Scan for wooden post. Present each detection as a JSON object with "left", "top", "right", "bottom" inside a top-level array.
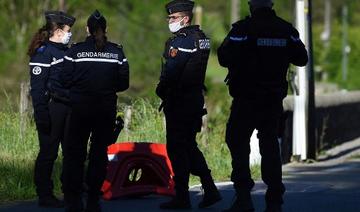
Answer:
[
  {"left": 59, "top": 0, "right": 66, "bottom": 11},
  {"left": 200, "top": 102, "right": 209, "bottom": 146},
  {"left": 124, "top": 105, "right": 132, "bottom": 138},
  {"left": 201, "top": 103, "right": 208, "bottom": 134},
  {"left": 195, "top": 6, "right": 203, "bottom": 27},
  {"left": 19, "top": 82, "right": 30, "bottom": 141},
  {"left": 231, "top": 0, "right": 240, "bottom": 25}
]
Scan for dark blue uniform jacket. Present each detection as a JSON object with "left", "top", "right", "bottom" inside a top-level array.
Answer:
[
  {"left": 62, "top": 36, "right": 129, "bottom": 103},
  {"left": 156, "top": 25, "right": 210, "bottom": 117},
  {"left": 156, "top": 25, "right": 210, "bottom": 102},
  {"left": 29, "top": 41, "right": 69, "bottom": 125},
  {"left": 218, "top": 8, "right": 308, "bottom": 99}
]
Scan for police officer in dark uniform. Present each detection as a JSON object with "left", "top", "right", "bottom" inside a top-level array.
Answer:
[
  {"left": 218, "top": 0, "right": 308, "bottom": 211},
  {"left": 61, "top": 10, "right": 129, "bottom": 212},
  {"left": 156, "top": 0, "right": 221, "bottom": 209},
  {"left": 28, "top": 11, "right": 75, "bottom": 208}
]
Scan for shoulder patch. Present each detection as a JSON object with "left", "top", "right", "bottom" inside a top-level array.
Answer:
[
  {"left": 232, "top": 17, "right": 251, "bottom": 28},
  {"left": 199, "top": 39, "right": 210, "bottom": 50},
  {"left": 169, "top": 48, "right": 178, "bottom": 58},
  {"left": 36, "top": 45, "right": 47, "bottom": 53},
  {"left": 32, "top": 66, "right": 42, "bottom": 75},
  {"left": 108, "top": 42, "right": 123, "bottom": 49}
]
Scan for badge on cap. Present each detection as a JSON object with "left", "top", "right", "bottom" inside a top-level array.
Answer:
[
  {"left": 169, "top": 48, "right": 179, "bottom": 58},
  {"left": 32, "top": 66, "right": 42, "bottom": 75}
]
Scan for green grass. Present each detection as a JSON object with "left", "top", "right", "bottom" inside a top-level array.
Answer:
[
  {"left": 0, "top": 97, "right": 261, "bottom": 204},
  {"left": 0, "top": 110, "right": 63, "bottom": 204},
  {"left": 350, "top": 154, "right": 360, "bottom": 160}
]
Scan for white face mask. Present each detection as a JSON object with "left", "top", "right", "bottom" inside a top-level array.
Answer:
[
  {"left": 61, "top": 31, "right": 72, "bottom": 45},
  {"left": 168, "top": 17, "right": 185, "bottom": 33}
]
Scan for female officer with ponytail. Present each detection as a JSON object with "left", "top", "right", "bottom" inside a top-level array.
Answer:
[
  {"left": 27, "top": 11, "right": 75, "bottom": 208},
  {"left": 61, "top": 10, "right": 129, "bottom": 212}
]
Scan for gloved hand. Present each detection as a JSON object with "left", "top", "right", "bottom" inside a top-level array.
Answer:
[{"left": 156, "top": 82, "right": 170, "bottom": 100}]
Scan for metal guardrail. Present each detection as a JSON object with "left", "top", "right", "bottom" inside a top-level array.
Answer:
[{"left": 281, "top": 91, "right": 360, "bottom": 163}]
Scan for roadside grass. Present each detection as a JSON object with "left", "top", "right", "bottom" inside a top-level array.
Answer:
[
  {"left": 0, "top": 97, "right": 261, "bottom": 204},
  {"left": 0, "top": 108, "right": 63, "bottom": 204},
  {"left": 350, "top": 154, "right": 360, "bottom": 160}
]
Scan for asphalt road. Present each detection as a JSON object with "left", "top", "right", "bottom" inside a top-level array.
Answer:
[{"left": 1, "top": 139, "right": 359, "bottom": 212}]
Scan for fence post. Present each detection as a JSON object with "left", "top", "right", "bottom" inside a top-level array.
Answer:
[
  {"left": 124, "top": 105, "right": 132, "bottom": 138},
  {"left": 195, "top": 6, "right": 203, "bottom": 27},
  {"left": 200, "top": 101, "right": 209, "bottom": 146},
  {"left": 231, "top": 0, "right": 240, "bottom": 26},
  {"left": 59, "top": 0, "right": 66, "bottom": 11},
  {"left": 19, "top": 82, "right": 30, "bottom": 141}
]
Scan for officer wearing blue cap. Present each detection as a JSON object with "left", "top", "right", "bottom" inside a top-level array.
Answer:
[
  {"left": 156, "top": 0, "right": 221, "bottom": 210},
  {"left": 218, "top": 0, "right": 308, "bottom": 211},
  {"left": 27, "top": 10, "right": 75, "bottom": 208},
  {"left": 61, "top": 10, "right": 129, "bottom": 212}
]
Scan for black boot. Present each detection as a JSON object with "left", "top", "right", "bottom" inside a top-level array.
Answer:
[
  {"left": 38, "top": 195, "right": 64, "bottom": 208},
  {"left": 160, "top": 191, "right": 191, "bottom": 210},
  {"left": 223, "top": 191, "right": 254, "bottom": 212},
  {"left": 198, "top": 175, "right": 222, "bottom": 208}
]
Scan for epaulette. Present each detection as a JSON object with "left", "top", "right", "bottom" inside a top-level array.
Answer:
[
  {"left": 109, "top": 42, "right": 123, "bottom": 49},
  {"left": 36, "top": 45, "right": 47, "bottom": 53},
  {"left": 177, "top": 32, "right": 187, "bottom": 37},
  {"left": 232, "top": 17, "right": 250, "bottom": 27}
]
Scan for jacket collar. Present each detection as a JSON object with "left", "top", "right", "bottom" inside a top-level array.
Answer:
[
  {"left": 46, "top": 40, "right": 68, "bottom": 50},
  {"left": 177, "top": 25, "right": 200, "bottom": 35},
  {"left": 85, "top": 36, "right": 95, "bottom": 43}
]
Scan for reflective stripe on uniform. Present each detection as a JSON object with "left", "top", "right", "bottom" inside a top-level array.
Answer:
[
  {"left": 72, "top": 58, "right": 125, "bottom": 65},
  {"left": 64, "top": 56, "right": 74, "bottom": 61},
  {"left": 30, "top": 59, "right": 64, "bottom": 67},
  {"left": 51, "top": 58, "right": 64, "bottom": 65},
  {"left": 177, "top": 47, "right": 197, "bottom": 53},
  {"left": 290, "top": 35, "right": 301, "bottom": 42},
  {"left": 230, "top": 36, "right": 248, "bottom": 42},
  {"left": 29, "top": 62, "right": 51, "bottom": 67}
]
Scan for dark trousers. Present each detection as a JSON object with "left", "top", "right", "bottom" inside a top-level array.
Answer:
[
  {"left": 164, "top": 101, "right": 211, "bottom": 197},
  {"left": 226, "top": 97, "right": 285, "bottom": 204},
  {"left": 62, "top": 100, "right": 116, "bottom": 205},
  {"left": 34, "top": 100, "right": 71, "bottom": 197}
]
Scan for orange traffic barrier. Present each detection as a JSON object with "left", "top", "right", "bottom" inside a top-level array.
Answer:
[{"left": 102, "top": 142, "right": 175, "bottom": 200}]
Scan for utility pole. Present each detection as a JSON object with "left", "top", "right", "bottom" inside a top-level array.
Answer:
[
  {"left": 306, "top": 0, "right": 316, "bottom": 160},
  {"left": 231, "top": 0, "right": 240, "bottom": 25},
  {"left": 293, "top": 0, "right": 316, "bottom": 161},
  {"left": 342, "top": 5, "right": 350, "bottom": 82},
  {"left": 293, "top": 0, "right": 308, "bottom": 161},
  {"left": 321, "top": 0, "right": 331, "bottom": 47}
]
